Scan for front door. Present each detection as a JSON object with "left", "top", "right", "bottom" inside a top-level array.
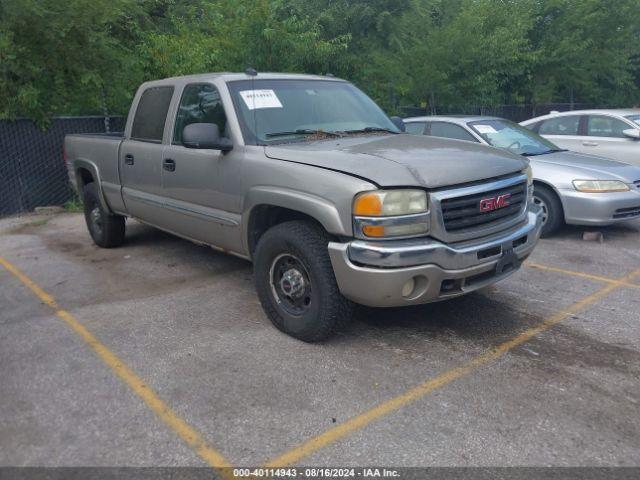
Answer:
[
  {"left": 160, "top": 83, "right": 243, "bottom": 250},
  {"left": 581, "top": 115, "right": 640, "bottom": 165}
]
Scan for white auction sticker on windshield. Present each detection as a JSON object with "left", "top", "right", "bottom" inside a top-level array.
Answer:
[
  {"left": 239, "top": 89, "right": 283, "bottom": 110},
  {"left": 474, "top": 124, "right": 497, "bottom": 134}
]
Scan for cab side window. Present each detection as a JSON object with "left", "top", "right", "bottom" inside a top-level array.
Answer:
[
  {"left": 404, "top": 122, "right": 426, "bottom": 135},
  {"left": 131, "top": 86, "right": 174, "bottom": 143},
  {"left": 174, "top": 84, "right": 228, "bottom": 145},
  {"left": 586, "top": 115, "right": 630, "bottom": 138},
  {"left": 538, "top": 116, "right": 580, "bottom": 136},
  {"left": 428, "top": 122, "right": 478, "bottom": 142}
]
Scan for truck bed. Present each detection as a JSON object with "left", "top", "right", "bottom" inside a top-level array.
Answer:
[{"left": 64, "top": 132, "right": 125, "bottom": 198}]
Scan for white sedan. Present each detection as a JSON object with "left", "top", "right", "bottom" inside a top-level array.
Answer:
[{"left": 520, "top": 109, "right": 640, "bottom": 165}]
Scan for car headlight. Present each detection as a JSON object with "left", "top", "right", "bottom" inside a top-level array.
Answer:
[
  {"left": 353, "top": 189, "right": 429, "bottom": 239},
  {"left": 572, "top": 180, "right": 630, "bottom": 193}
]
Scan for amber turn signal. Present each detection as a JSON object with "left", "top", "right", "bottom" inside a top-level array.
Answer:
[{"left": 353, "top": 192, "right": 383, "bottom": 216}]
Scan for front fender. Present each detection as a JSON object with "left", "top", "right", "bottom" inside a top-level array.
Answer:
[{"left": 242, "top": 186, "right": 352, "bottom": 253}]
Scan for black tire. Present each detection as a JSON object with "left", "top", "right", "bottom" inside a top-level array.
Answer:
[
  {"left": 253, "top": 220, "right": 352, "bottom": 342},
  {"left": 533, "top": 184, "right": 563, "bottom": 238},
  {"left": 82, "top": 183, "right": 125, "bottom": 248}
]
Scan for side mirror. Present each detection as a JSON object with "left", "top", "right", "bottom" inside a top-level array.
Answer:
[
  {"left": 622, "top": 128, "right": 640, "bottom": 140},
  {"left": 389, "top": 116, "right": 406, "bottom": 133},
  {"left": 182, "top": 123, "right": 233, "bottom": 151}
]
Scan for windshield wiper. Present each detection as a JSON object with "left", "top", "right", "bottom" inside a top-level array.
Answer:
[
  {"left": 521, "top": 148, "right": 568, "bottom": 157},
  {"left": 265, "top": 129, "right": 342, "bottom": 138},
  {"left": 342, "top": 127, "right": 399, "bottom": 134}
]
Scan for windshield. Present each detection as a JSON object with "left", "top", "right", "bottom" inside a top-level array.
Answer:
[
  {"left": 227, "top": 79, "right": 399, "bottom": 144},
  {"left": 625, "top": 114, "right": 640, "bottom": 127},
  {"left": 468, "top": 119, "right": 561, "bottom": 156}
]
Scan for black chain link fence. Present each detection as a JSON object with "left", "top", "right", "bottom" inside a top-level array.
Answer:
[{"left": 0, "top": 116, "right": 125, "bottom": 217}]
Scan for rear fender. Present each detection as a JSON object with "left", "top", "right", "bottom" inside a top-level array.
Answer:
[{"left": 73, "top": 159, "right": 113, "bottom": 214}]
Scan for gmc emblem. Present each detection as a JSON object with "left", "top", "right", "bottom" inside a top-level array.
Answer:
[{"left": 479, "top": 193, "right": 511, "bottom": 213}]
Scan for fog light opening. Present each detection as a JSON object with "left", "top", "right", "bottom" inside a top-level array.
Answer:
[
  {"left": 402, "top": 278, "right": 416, "bottom": 298},
  {"left": 401, "top": 275, "right": 428, "bottom": 300}
]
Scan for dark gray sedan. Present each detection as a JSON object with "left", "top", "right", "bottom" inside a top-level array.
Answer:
[{"left": 404, "top": 116, "right": 640, "bottom": 236}]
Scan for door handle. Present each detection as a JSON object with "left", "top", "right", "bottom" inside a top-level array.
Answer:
[
  {"left": 163, "top": 158, "right": 176, "bottom": 172},
  {"left": 124, "top": 154, "right": 134, "bottom": 165},
  {"left": 582, "top": 141, "right": 599, "bottom": 147}
]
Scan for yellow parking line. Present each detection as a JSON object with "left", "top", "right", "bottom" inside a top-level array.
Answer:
[
  {"left": 264, "top": 267, "right": 640, "bottom": 467},
  {"left": 526, "top": 262, "right": 640, "bottom": 289},
  {"left": 0, "top": 256, "right": 233, "bottom": 471}
]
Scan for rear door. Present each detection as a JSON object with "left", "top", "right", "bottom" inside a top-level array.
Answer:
[
  {"left": 536, "top": 115, "right": 584, "bottom": 152},
  {"left": 160, "top": 82, "right": 242, "bottom": 249},
  {"left": 120, "top": 85, "right": 175, "bottom": 226},
  {"left": 582, "top": 115, "right": 640, "bottom": 164}
]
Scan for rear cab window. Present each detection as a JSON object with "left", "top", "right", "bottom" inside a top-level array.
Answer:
[{"left": 131, "top": 86, "right": 175, "bottom": 143}]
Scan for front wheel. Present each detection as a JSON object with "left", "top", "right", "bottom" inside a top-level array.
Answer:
[
  {"left": 253, "top": 220, "right": 352, "bottom": 342},
  {"left": 532, "top": 184, "right": 563, "bottom": 238}
]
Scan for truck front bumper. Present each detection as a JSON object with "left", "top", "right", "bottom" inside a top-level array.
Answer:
[{"left": 328, "top": 206, "right": 543, "bottom": 307}]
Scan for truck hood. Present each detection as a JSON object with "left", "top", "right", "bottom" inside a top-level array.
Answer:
[
  {"left": 264, "top": 134, "right": 528, "bottom": 189},
  {"left": 532, "top": 150, "right": 640, "bottom": 183}
]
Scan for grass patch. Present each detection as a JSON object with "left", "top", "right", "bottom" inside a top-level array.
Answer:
[{"left": 64, "top": 197, "right": 84, "bottom": 212}]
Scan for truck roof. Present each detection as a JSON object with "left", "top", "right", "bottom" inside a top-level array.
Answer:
[{"left": 140, "top": 72, "right": 346, "bottom": 88}]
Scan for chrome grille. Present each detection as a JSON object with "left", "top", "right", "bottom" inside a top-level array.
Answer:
[{"left": 440, "top": 181, "right": 527, "bottom": 233}]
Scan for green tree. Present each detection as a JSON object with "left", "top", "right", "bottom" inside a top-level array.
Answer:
[
  {"left": 0, "top": 0, "right": 146, "bottom": 124},
  {"left": 528, "top": 0, "right": 640, "bottom": 106}
]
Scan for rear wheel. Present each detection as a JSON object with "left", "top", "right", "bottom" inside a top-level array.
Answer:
[
  {"left": 82, "top": 183, "right": 125, "bottom": 248},
  {"left": 253, "top": 220, "right": 352, "bottom": 342},
  {"left": 533, "top": 184, "right": 563, "bottom": 237}
]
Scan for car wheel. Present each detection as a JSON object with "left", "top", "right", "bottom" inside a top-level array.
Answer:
[
  {"left": 532, "top": 184, "right": 563, "bottom": 238},
  {"left": 82, "top": 183, "right": 125, "bottom": 248},
  {"left": 253, "top": 220, "right": 352, "bottom": 342}
]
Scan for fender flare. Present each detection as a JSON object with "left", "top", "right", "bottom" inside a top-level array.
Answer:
[
  {"left": 72, "top": 159, "right": 112, "bottom": 214},
  {"left": 242, "top": 186, "right": 350, "bottom": 253}
]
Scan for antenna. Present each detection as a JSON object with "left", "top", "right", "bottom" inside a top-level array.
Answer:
[{"left": 245, "top": 67, "right": 258, "bottom": 77}]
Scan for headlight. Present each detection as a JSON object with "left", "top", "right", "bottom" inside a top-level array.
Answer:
[
  {"left": 572, "top": 180, "right": 630, "bottom": 193},
  {"left": 354, "top": 190, "right": 427, "bottom": 216},
  {"left": 353, "top": 189, "right": 429, "bottom": 239}
]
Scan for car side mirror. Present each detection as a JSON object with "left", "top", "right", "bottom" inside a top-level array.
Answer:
[
  {"left": 183, "top": 123, "right": 233, "bottom": 151},
  {"left": 622, "top": 128, "right": 640, "bottom": 140},
  {"left": 389, "top": 116, "right": 406, "bottom": 133}
]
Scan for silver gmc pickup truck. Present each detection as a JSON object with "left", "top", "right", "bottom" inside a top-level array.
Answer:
[{"left": 65, "top": 72, "right": 543, "bottom": 341}]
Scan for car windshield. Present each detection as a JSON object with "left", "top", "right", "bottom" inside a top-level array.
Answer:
[
  {"left": 625, "top": 114, "right": 640, "bottom": 127},
  {"left": 468, "top": 119, "right": 562, "bottom": 156},
  {"left": 227, "top": 79, "right": 399, "bottom": 145}
]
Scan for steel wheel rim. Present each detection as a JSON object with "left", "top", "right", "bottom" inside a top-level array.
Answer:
[
  {"left": 90, "top": 205, "right": 104, "bottom": 236},
  {"left": 533, "top": 195, "right": 549, "bottom": 226},
  {"left": 269, "top": 253, "right": 312, "bottom": 316}
]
